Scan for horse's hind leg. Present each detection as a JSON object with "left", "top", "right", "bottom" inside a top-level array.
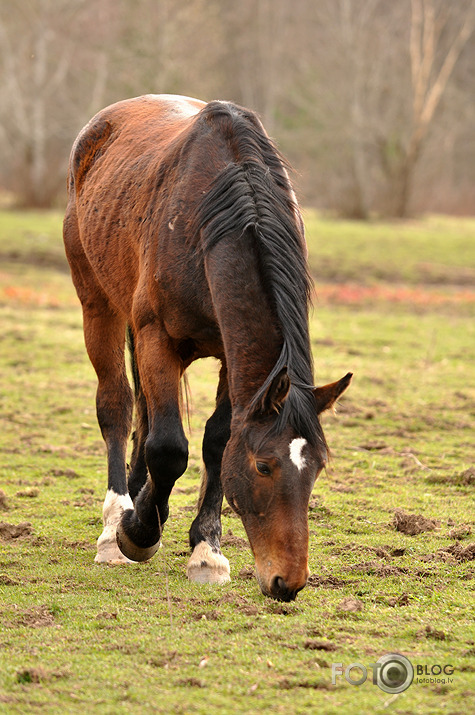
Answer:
[
  {"left": 187, "top": 367, "right": 231, "bottom": 584},
  {"left": 79, "top": 299, "right": 135, "bottom": 563},
  {"left": 86, "top": 308, "right": 136, "bottom": 563},
  {"left": 65, "top": 235, "right": 134, "bottom": 562}
]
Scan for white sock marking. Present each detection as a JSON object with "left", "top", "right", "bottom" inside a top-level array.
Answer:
[
  {"left": 289, "top": 438, "right": 307, "bottom": 471},
  {"left": 95, "top": 489, "right": 135, "bottom": 564},
  {"left": 102, "top": 489, "right": 134, "bottom": 525},
  {"left": 187, "top": 542, "right": 230, "bottom": 584}
]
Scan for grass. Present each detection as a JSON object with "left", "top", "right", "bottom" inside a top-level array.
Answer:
[
  {"left": 0, "top": 210, "right": 474, "bottom": 714},
  {"left": 304, "top": 210, "right": 475, "bottom": 285}
]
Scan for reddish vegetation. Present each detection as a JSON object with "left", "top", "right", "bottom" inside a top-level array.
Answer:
[
  {"left": 1, "top": 285, "right": 78, "bottom": 308},
  {"left": 3, "top": 281, "right": 475, "bottom": 309},
  {"left": 315, "top": 283, "right": 475, "bottom": 306},
  {"left": 2, "top": 285, "right": 61, "bottom": 307}
]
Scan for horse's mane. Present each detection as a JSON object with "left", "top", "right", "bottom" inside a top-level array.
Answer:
[{"left": 192, "top": 101, "right": 325, "bottom": 449}]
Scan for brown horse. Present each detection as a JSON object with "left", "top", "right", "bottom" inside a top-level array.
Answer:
[{"left": 63, "top": 94, "right": 351, "bottom": 601}]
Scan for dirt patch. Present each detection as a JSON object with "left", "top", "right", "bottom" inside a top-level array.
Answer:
[
  {"left": 49, "top": 468, "right": 81, "bottom": 479},
  {"left": 95, "top": 611, "right": 118, "bottom": 620},
  {"left": 16, "top": 665, "right": 68, "bottom": 684},
  {"left": 337, "top": 597, "right": 363, "bottom": 613},
  {"left": 448, "top": 524, "right": 472, "bottom": 540},
  {"left": 221, "top": 530, "right": 248, "bottom": 549},
  {"left": 420, "top": 625, "right": 447, "bottom": 641},
  {"left": 219, "top": 592, "right": 260, "bottom": 616},
  {"left": 387, "top": 593, "right": 410, "bottom": 607},
  {"left": 393, "top": 509, "right": 439, "bottom": 535},
  {"left": 348, "top": 560, "right": 408, "bottom": 577},
  {"left": 278, "top": 677, "right": 334, "bottom": 690},
  {"left": 0, "top": 521, "right": 32, "bottom": 540},
  {"left": 0, "top": 490, "right": 9, "bottom": 510},
  {"left": 266, "top": 603, "right": 300, "bottom": 616},
  {"left": 389, "top": 547, "right": 407, "bottom": 557},
  {"left": 238, "top": 603, "right": 260, "bottom": 616},
  {"left": 0, "top": 574, "right": 19, "bottom": 585},
  {"left": 193, "top": 610, "right": 221, "bottom": 621},
  {"left": 439, "top": 542, "right": 475, "bottom": 562},
  {"left": 308, "top": 500, "right": 333, "bottom": 520},
  {"left": 16, "top": 667, "right": 47, "bottom": 684},
  {"left": 329, "top": 483, "right": 355, "bottom": 493},
  {"left": 357, "top": 441, "right": 389, "bottom": 451},
  {"left": 304, "top": 639, "right": 337, "bottom": 652},
  {"left": 426, "top": 467, "right": 475, "bottom": 487},
  {"left": 15, "top": 487, "right": 39, "bottom": 498},
  {"left": 177, "top": 677, "right": 204, "bottom": 688},
  {"left": 458, "top": 467, "right": 475, "bottom": 485},
  {"left": 330, "top": 543, "right": 391, "bottom": 559},
  {"left": 307, "top": 574, "right": 351, "bottom": 589},
  {"left": 238, "top": 567, "right": 255, "bottom": 580},
  {"left": 14, "top": 605, "right": 56, "bottom": 628},
  {"left": 316, "top": 282, "right": 475, "bottom": 306}
]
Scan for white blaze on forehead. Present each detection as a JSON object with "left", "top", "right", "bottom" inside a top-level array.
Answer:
[{"left": 289, "top": 438, "right": 307, "bottom": 471}]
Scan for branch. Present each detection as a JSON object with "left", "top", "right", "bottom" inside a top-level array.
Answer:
[
  {"left": 410, "top": 0, "right": 424, "bottom": 118},
  {"left": 420, "top": 4, "right": 475, "bottom": 128},
  {"left": 0, "top": 17, "right": 30, "bottom": 135}
]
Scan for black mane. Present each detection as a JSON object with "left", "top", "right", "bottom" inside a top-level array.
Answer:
[{"left": 194, "top": 101, "right": 325, "bottom": 449}]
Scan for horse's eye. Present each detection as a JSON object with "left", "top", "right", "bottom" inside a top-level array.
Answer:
[{"left": 256, "top": 461, "right": 272, "bottom": 477}]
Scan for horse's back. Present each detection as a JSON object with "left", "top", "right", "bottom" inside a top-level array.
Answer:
[{"left": 68, "top": 94, "right": 205, "bottom": 197}]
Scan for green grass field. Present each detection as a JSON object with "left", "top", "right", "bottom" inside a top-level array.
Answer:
[{"left": 1, "top": 211, "right": 474, "bottom": 714}]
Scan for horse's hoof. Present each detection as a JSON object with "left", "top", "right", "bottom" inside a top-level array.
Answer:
[
  {"left": 95, "top": 525, "right": 136, "bottom": 564},
  {"left": 116, "top": 521, "right": 160, "bottom": 562},
  {"left": 187, "top": 542, "right": 230, "bottom": 584}
]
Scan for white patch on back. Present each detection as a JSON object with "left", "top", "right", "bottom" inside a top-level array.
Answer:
[
  {"left": 145, "top": 94, "right": 204, "bottom": 117},
  {"left": 289, "top": 438, "right": 307, "bottom": 471}
]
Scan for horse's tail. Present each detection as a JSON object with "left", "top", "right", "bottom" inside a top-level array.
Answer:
[{"left": 126, "top": 325, "right": 141, "bottom": 398}]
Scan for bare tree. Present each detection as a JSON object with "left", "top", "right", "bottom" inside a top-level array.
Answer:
[
  {"left": 394, "top": 0, "right": 475, "bottom": 216},
  {"left": 290, "top": 0, "right": 475, "bottom": 217},
  {"left": 0, "top": 0, "right": 474, "bottom": 213},
  {"left": 217, "top": 0, "right": 296, "bottom": 132},
  {"left": 0, "top": 0, "right": 119, "bottom": 206}
]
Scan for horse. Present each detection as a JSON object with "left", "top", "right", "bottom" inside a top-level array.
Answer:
[{"left": 63, "top": 94, "right": 351, "bottom": 602}]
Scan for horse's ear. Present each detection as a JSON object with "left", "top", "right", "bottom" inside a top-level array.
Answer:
[
  {"left": 314, "top": 372, "right": 352, "bottom": 414},
  {"left": 256, "top": 367, "right": 291, "bottom": 415}
]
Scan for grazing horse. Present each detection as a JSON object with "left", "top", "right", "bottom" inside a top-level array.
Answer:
[{"left": 63, "top": 94, "right": 351, "bottom": 601}]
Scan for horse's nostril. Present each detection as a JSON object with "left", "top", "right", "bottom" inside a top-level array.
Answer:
[{"left": 271, "top": 575, "right": 297, "bottom": 602}]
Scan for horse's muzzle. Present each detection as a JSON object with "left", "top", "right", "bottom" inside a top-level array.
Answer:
[
  {"left": 256, "top": 567, "right": 309, "bottom": 602},
  {"left": 269, "top": 575, "right": 306, "bottom": 602}
]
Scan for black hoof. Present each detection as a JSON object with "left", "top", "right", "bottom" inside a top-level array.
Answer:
[{"left": 116, "top": 509, "right": 160, "bottom": 562}]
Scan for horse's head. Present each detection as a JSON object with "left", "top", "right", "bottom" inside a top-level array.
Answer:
[{"left": 221, "top": 370, "right": 352, "bottom": 601}]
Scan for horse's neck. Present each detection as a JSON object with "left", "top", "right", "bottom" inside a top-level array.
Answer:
[{"left": 204, "top": 233, "right": 281, "bottom": 408}]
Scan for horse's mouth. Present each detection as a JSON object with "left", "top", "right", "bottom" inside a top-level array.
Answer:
[{"left": 255, "top": 568, "right": 307, "bottom": 602}]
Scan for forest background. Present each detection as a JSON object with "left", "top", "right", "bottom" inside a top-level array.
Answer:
[{"left": 0, "top": 0, "right": 474, "bottom": 218}]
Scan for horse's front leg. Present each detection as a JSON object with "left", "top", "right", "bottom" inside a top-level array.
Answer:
[
  {"left": 116, "top": 325, "right": 189, "bottom": 562},
  {"left": 187, "top": 368, "right": 231, "bottom": 584}
]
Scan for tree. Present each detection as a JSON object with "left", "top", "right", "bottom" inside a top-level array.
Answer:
[
  {"left": 0, "top": 0, "right": 474, "bottom": 213},
  {"left": 395, "top": 0, "right": 475, "bottom": 216},
  {"left": 0, "top": 0, "right": 120, "bottom": 207}
]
